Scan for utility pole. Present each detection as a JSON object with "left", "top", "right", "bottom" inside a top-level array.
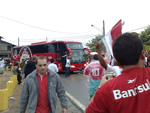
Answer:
[
  {"left": 18, "top": 37, "right": 20, "bottom": 46},
  {"left": 46, "top": 37, "right": 48, "bottom": 42},
  {"left": 102, "top": 20, "right": 106, "bottom": 54},
  {"left": 103, "top": 20, "right": 105, "bottom": 36}
]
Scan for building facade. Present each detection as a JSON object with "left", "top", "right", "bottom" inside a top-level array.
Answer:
[{"left": 0, "top": 36, "right": 16, "bottom": 57}]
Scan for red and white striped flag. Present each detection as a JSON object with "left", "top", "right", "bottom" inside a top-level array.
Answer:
[{"left": 102, "top": 20, "right": 123, "bottom": 57}]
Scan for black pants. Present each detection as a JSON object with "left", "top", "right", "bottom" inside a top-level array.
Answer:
[{"left": 17, "top": 74, "right": 22, "bottom": 84}]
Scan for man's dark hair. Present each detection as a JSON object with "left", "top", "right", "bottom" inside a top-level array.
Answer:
[
  {"left": 36, "top": 56, "right": 47, "bottom": 64},
  {"left": 113, "top": 32, "right": 143, "bottom": 66},
  {"left": 93, "top": 54, "right": 98, "bottom": 60},
  {"left": 50, "top": 58, "right": 55, "bottom": 63}
]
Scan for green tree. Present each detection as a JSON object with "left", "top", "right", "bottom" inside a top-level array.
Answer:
[
  {"left": 85, "top": 35, "right": 104, "bottom": 52},
  {"left": 140, "top": 26, "right": 150, "bottom": 45},
  {"left": 139, "top": 26, "right": 150, "bottom": 53},
  {"left": 144, "top": 45, "right": 150, "bottom": 54}
]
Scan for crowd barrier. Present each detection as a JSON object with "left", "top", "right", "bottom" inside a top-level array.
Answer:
[
  {"left": 13, "top": 75, "right": 17, "bottom": 85},
  {"left": 6, "top": 81, "right": 14, "bottom": 97},
  {"left": 10, "top": 77, "right": 15, "bottom": 89},
  {"left": 5, "top": 66, "right": 13, "bottom": 72},
  {"left": 0, "top": 74, "right": 17, "bottom": 111},
  {"left": 0, "top": 89, "right": 8, "bottom": 110},
  {"left": 11, "top": 66, "right": 13, "bottom": 72}
]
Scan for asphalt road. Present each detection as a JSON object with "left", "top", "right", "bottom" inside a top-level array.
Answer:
[{"left": 59, "top": 72, "right": 90, "bottom": 107}]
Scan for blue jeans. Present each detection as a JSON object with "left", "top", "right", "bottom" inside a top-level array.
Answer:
[
  {"left": 21, "top": 68, "right": 24, "bottom": 74},
  {"left": 65, "top": 67, "right": 70, "bottom": 76}
]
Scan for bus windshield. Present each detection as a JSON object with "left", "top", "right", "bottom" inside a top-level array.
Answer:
[
  {"left": 66, "top": 43, "right": 85, "bottom": 63},
  {"left": 70, "top": 50, "right": 86, "bottom": 63}
]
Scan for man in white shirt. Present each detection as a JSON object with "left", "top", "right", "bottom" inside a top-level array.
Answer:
[
  {"left": 0, "top": 58, "right": 5, "bottom": 75},
  {"left": 65, "top": 56, "right": 70, "bottom": 77},
  {"left": 48, "top": 58, "right": 58, "bottom": 73}
]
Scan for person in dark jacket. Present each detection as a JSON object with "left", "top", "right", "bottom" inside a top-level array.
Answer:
[
  {"left": 24, "top": 55, "right": 37, "bottom": 78},
  {"left": 15, "top": 63, "right": 22, "bottom": 84}
]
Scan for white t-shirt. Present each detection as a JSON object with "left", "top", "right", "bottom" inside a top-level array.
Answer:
[
  {"left": 145, "top": 57, "right": 148, "bottom": 65},
  {"left": 48, "top": 63, "right": 58, "bottom": 73},
  {"left": 65, "top": 59, "right": 70, "bottom": 67},
  {"left": 105, "top": 64, "right": 122, "bottom": 77}
]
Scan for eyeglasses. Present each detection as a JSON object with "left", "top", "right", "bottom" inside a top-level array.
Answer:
[{"left": 38, "top": 64, "right": 47, "bottom": 67}]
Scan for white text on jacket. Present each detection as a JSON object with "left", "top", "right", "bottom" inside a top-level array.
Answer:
[{"left": 113, "top": 79, "right": 150, "bottom": 100}]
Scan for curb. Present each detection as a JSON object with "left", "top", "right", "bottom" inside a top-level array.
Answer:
[{"left": 66, "top": 92, "right": 85, "bottom": 113}]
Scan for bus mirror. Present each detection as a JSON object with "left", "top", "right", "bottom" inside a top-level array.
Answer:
[
  {"left": 83, "top": 48, "right": 90, "bottom": 55},
  {"left": 67, "top": 48, "right": 72, "bottom": 56}
]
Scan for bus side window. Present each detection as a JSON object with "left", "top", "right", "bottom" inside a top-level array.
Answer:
[{"left": 47, "top": 43, "right": 56, "bottom": 53}]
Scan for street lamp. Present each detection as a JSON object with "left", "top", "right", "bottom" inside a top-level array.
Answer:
[
  {"left": 91, "top": 21, "right": 106, "bottom": 53},
  {"left": 91, "top": 20, "right": 105, "bottom": 36},
  {"left": 91, "top": 24, "right": 104, "bottom": 35},
  {"left": 91, "top": 24, "right": 104, "bottom": 43}
]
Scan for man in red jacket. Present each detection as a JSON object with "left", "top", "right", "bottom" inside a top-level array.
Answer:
[{"left": 86, "top": 33, "right": 150, "bottom": 113}]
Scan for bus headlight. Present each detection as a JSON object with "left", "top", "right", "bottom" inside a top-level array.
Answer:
[
  {"left": 70, "top": 65, "right": 75, "bottom": 68},
  {"left": 84, "top": 64, "right": 87, "bottom": 66}
]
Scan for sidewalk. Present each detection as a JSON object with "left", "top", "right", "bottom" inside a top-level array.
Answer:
[{"left": 0, "top": 71, "right": 83, "bottom": 113}]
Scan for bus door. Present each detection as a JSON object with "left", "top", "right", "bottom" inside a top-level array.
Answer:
[{"left": 57, "top": 42, "right": 67, "bottom": 71}]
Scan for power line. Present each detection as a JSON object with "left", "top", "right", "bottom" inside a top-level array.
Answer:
[
  {"left": 4, "top": 34, "right": 97, "bottom": 41},
  {"left": 127, "top": 25, "right": 149, "bottom": 32},
  {"left": 0, "top": 16, "right": 91, "bottom": 34},
  {"left": 3, "top": 34, "right": 97, "bottom": 42},
  {"left": 1, "top": 16, "right": 150, "bottom": 35}
]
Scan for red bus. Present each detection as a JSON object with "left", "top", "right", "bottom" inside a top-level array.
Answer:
[{"left": 11, "top": 40, "right": 90, "bottom": 72}]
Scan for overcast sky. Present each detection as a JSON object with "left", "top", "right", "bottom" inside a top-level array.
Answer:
[{"left": 0, "top": 0, "right": 149, "bottom": 46}]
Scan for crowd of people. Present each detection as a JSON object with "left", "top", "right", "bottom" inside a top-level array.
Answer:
[
  {"left": 1, "top": 55, "right": 69, "bottom": 113},
  {"left": 1, "top": 32, "right": 150, "bottom": 113},
  {"left": 85, "top": 32, "right": 150, "bottom": 113}
]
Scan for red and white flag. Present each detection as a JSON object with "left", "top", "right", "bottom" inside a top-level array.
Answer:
[{"left": 102, "top": 20, "right": 123, "bottom": 57}]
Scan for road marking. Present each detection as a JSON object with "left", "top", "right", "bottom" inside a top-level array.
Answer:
[{"left": 66, "top": 92, "right": 86, "bottom": 112}]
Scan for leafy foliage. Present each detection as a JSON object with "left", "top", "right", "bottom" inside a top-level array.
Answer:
[
  {"left": 143, "top": 45, "right": 150, "bottom": 54},
  {"left": 85, "top": 35, "right": 104, "bottom": 52},
  {"left": 140, "top": 26, "right": 150, "bottom": 45},
  {"left": 140, "top": 26, "right": 150, "bottom": 53}
]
